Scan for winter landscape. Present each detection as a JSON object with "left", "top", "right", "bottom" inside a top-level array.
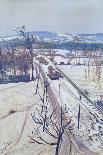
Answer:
[{"left": 0, "top": 0, "right": 103, "bottom": 155}]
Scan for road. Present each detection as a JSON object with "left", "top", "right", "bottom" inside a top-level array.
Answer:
[
  {"left": 35, "top": 54, "right": 103, "bottom": 153},
  {"left": 40, "top": 54, "right": 103, "bottom": 115},
  {"left": 34, "top": 60, "right": 97, "bottom": 155}
]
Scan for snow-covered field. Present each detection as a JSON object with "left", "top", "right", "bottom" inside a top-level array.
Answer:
[
  {"left": 52, "top": 51, "right": 103, "bottom": 101},
  {"left": 50, "top": 78, "right": 103, "bottom": 152},
  {"left": 0, "top": 51, "right": 103, "bottom": 155},
  {"left": 59, "top": 65, "right": 103, "bottom": 101},
  {"left": 0, "top": 81, "right": 56, "bottom": 155},
  {"left": 37, "top": 54, "right": 103, "bottom": 154},
  {"left": 54, "top": 49, "right": 69, "bottom": 56}
]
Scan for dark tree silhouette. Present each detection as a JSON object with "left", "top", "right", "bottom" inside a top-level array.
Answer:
[{"left": 16, "top": 26, "right": 35, "bottom": 80}]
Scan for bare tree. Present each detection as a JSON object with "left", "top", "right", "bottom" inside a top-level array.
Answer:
[
  {"left": 15, "top": 26, "right": 35, "bottom": 80},
  {"left": 30, "top": 103, "right": 73, "bottom": 155}
]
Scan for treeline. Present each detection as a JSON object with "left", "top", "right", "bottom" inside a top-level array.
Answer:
[
  {"left": 0, "top": 37, "right": 103, "bottom": 51},
  {"left": 41, "top": 41, "right": 103, "bottom": 50}
]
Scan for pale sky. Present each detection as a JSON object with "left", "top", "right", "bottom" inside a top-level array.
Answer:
[{"left": 0, "top": 0, "right": 103, "bottom": 37}]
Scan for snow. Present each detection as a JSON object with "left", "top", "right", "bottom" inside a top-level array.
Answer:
[
  {"left": 50, "top": 75, "right": 103, "bottom": 153},
  {"left": 41, "top": 49, "right": 103, "bottom": 101},
  {"left": 0, "top": 36, "right": 17, "bottom": 42},
  {"left": 0, "top": 50, "right": 103, "bottom": 155},
  {"left": 0, "top": 81, "right": 56, "bottom": 155},
  {"left": 54, "top": 56, "right": 68, "bottom": 64},
  {"left": 54, "top": 49, "right": 69, "bottom": 55},
  {"left": 59, "top": 65, "right": 103, "bottom": 101},
  {"left": 38, "top": 54, "right": 103, "bottom": 154},
  {"left": 57, "top": 33, "right": 73, "bottom": 41}
]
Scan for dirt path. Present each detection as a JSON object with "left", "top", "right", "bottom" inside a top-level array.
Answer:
[{"left": 36, "top": 62, "right": 96, "bottom": 155}]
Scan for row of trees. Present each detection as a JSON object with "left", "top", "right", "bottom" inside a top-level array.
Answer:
[
  {"left": 29, "top": 67, "right": 74, "bottom": 155},
  {"left": 0, "top": 26, "right": 35, "bottom": 80},
  {"left": 41, "top": 41, "right": 103, "bottom": 51}
]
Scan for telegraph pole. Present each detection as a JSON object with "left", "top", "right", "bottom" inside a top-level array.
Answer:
[
  {"left": 30, "top": 47, "right": 34, "bottom": 80},
  {"left": 10, "top": 43, "right": 16, "bottom": 75}
]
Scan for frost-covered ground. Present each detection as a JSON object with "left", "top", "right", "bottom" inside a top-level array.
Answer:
[
  {"left": 59, "top": 65, "right": 103, "bottom": 101},
  {"left": 0, "top": 52, "right": 103, "bottom": 155},
  {"left": 39, "top": 54, "right": 103, "bottom": 154},
  {"left": 53, "top": 53, "right": 103, "bottom": 101},
  {"left": 54, "top": 49, "right": 69, "bottom": 56},
  {"left": 50, "top": 78, "right": 103, "bottom": 153},
  {"left": 0, "top": 81, "right": 56, "bottom": 155}
]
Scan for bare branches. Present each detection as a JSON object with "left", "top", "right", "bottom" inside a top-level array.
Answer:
[
  {"left": 29, "top": 136, "right": 43, "bottom": 145},
  {"left": 16, "top": 26, "right": 35, "bottom": 80},
  {"left": 31, "top": 72, "right": 73, "bottom": 155},
  {"left": 30, "top": 104, "right": 73, "bottom": 155}
]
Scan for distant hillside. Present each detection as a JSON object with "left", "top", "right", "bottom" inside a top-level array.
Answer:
[
  {"left": 1, "top": 31, "right": 103, "bottom": 50},
  {"left": 28, "top": 31, "right": 69, "bottom": 43},
  {"left": 1, "top": 31, "right": 103, "bottom": 43},
  {"left": 79, "top": 33, "right": 103, "bottom": 43},
  {"left": 28, "top": 31, "right": 103, "bottom": 43}
]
